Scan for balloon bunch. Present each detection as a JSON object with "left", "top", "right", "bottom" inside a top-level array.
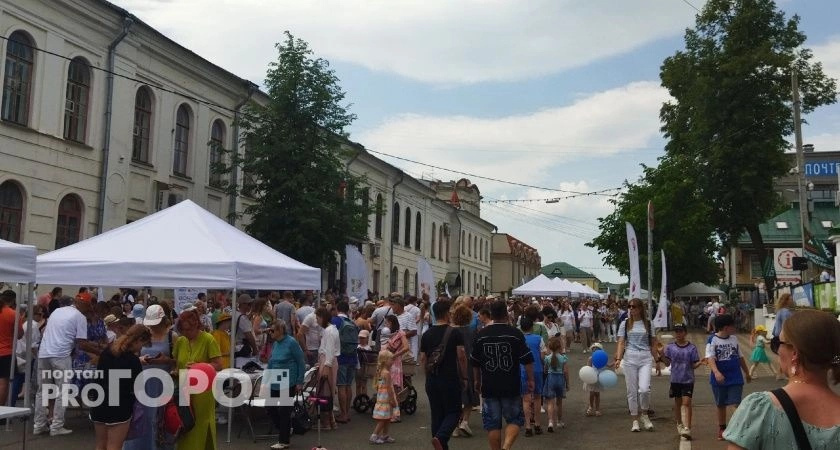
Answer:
[{"left": 578, "top": 349, "right": 618, "bottom": 388}]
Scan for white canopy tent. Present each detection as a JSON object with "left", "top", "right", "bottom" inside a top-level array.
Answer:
[
  {"left": 673, "top": 282, "right": 725, "bottom": 298},
  {"left": 0, "top": 238, "right": 37, "bottom": 410},
  {"left": 36, "top": 200, "right": 321, "bottom": 441},
  {"left": 512, "top": 274, "right": 558, "bottom": 296}
]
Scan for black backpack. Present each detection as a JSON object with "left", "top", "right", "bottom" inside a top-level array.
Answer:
[{"left": 338, "top": 316, "right": 360, "bottom": 356}]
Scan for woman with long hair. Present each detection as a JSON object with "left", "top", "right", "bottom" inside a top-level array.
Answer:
[
  {"left": 451, "top": 304, "right": 479, "bottom": 437},
  {"left": 725, "top": 309, "right": 840, "bottom": 448},
  {"left": 172, "top": 309, "right": 222, "bottom": 450},
  {"left": 123, "top": 304, "right": 176, "bottom": 450},
  {"left": 90, "top": 324, "right": 151, "bottom": 450},
  {"left": 615, "top": 298, "right": 662, "bottom": 432}
]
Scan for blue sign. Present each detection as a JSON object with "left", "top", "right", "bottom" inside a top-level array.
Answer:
[{"left": 804, "top": 161, "right": 840, "bottom": 177}]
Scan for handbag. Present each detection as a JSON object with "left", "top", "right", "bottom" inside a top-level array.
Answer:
[
  {"left": 771, "top": 388, "right": 812, "bottom": 450},
  {"left": 291, "top": 394, "right": 312, "bottom": 435},
  {"left": 126, "top": 400, "right": 147, "bottom": 440},
  {"left": 234, "top": 315, "right": 254, "bottom": 357}
]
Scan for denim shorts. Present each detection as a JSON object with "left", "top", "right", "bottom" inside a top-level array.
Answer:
[
  {"left": 520, "top": 370, "right": 544, "bottom": 396},
  {"left": 337, "top": 364, "right": 355, "bottom": 386},
  {"left": 711, "top": 384, "right": 742, "bottom": 406},
  {"left": 481, "top": 396, "right": 525, "bottom": 430},
  {"left": 542, "top": 372, "right": 566, "bottom": 399}
]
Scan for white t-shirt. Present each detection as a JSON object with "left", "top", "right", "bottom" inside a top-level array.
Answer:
[
  {"left": 39, "top": 306, "right": 87, "bottom": 358},
  {"left": 296, "top": 305, "right": 315, "bottom": 324},
  {"left": 301, "top": 312, "right": 322, "bottom": 351},
  {"left": 370, "top": 305, "right": 393, "bottom": 331},
  {"left": 319, "top": 324, "right": 340, "bottom": 366},
  {"left": 232, "top": 311, "right": 254, "bottom": 343},
  {"left": 578, "top": 309, "right": 593, "bottom": 328},
  {"left": 560, "top": 311, "right": 574, "bottom": 329}
]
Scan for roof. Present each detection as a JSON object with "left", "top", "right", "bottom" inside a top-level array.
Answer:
[
  {"left": 737, "top": 202, "right": 840, "bottom": 246},
  {"left": 541, "top": 262, "right": 598, "bottom": 280}
]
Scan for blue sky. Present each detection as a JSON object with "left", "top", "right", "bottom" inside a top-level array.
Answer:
[{"left": 114, "top": 0, "right": 840, "bottom": 284}]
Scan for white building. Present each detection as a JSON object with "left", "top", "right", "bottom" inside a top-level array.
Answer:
[
  {"left": 347, "top": 148, "right": 495, "bottom": 298},
  {"left": 0, "top": 0, "right": 495, "bottom": 296},
  {"left": 0, "top": 0, "right": 256, "bottom": 253}
]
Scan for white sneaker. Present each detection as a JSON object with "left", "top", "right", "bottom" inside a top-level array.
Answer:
[
  {"left": 640, "top": 414, "right": 654, "bottom": 431},
  {"left": 679, "top": 425, "right": 692, "bottom": 440},
  {"left": 452, "top": 427, "right": 462, "bottom": 437},
  {"left": 631, "top": 420, "right": 641, "bottom": 432},
  {"left": 458, "top": 420, "right": 473, "bottom": 436},
  {"left": 33, "top": 426, "right": 47, "bottom": 435},
  {"left": 50, "top": 427, "right": 73, "bottom": 436}
]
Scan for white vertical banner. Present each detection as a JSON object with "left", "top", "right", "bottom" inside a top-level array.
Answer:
[
  {"left": 417, "top": 257, "right": 435, "bottom": 299},
  {"left": 345, "top": 245, "right": 368, "bottom": 300},
  {"left": 652, "top": 249, "right": 669, "bottom": 328},
  {"left": 626, "top": 222, "right": 641, "bottom": 299}
]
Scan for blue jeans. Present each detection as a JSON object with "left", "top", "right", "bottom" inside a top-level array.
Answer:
[
  {"left": 425, "top": 375, "right": 461, "bottom": 449},
  {"left": 482, "top": 396, "right": 525, "bottom": 430}
]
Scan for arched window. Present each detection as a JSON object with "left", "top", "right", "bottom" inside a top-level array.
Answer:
[
  {"left": 445, "top": 226, "right": 450, "bottom": 262},
  {"left": 474, "top": 236, "right": 478, "bottom": 260},
  {"left": 414, "top": 272, "right": 419, "bottom": 297},
  {"left": 132, "top": 87, "right": 153, "bottom": 163},
  {"left": 461, "top": 230, "right": 465, "bottom": 254},
  {"left": 55, "top": 194, "right": 82, "bottom": 249},
  {"left": 467, "top": 271, "right": 472, "bottom": 295},
  {"left": 390, "top": 266, "right": 398, "bottom": 293},
  {"left": 438, "top": 225, "right": 443, "bottom": 260},
  {"left": 64, "top": 57, "right": 90, "bottom": 142},
  {"left": 479, "top": 240, "right": 483, "bottom": 261},
  {"left": 431, "top": 222, "right": 436, "bottom": 258},
  {"left": 414, "top": 212, "right": 421, "bottom": 251},
  {"left": 209, "top": 119, "right": 225, "bottom": 187},
  {"left": 468, "top": 233, "right": 472, "bottom": 257},
  {"left": 461, "top": 269, "right": 465, "bottom": 292},
  {"left": 404, "top": 206, "right": 411, "bottom": 247},
  {"left": 0, "top": 181, "right": 23, "bottom": 242},
  {"left": 374, "top": 194, "right": 383, "bottom": 238},
  {"left": 403, "top": 269, "right": 410, "bottom": 294},
  {"left": 2, "top": 31, "right": 35, "bottom": 125},
  {"left": 392, "top": 202, "right": 400, "bottom": 244},
  {"left": 173, "top": 104, "right": 191, "bottom": 176}
]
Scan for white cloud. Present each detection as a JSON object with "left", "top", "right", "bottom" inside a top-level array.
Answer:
[
  {"left": 812, "top": 35, "right": 840, "bottom": 83},
  {"left": 111, "top": 0, "right": 697, "bottom": 84},
  {"left": 357, "top": 80, "right": 668, "bottom": 185}
]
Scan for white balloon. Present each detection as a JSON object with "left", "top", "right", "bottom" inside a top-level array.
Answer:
[{"left": 578, "top": 366, "right": 598, "bottom": 384}]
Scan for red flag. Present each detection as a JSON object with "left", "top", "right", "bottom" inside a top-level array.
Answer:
[
  {"left": 450, "top": 190, "right": 461, "bottom": 209},
  {"left": 647, "top": 200, "right": 654, "bottom": 230}
]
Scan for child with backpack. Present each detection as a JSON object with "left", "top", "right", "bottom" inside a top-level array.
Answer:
[
  {"left": 661, "top": 323, "right": 701, "bottom": 440},
  {"left": 333, "top": 301, "right": 360, "bottom": 424},
  {"left": 543, "top": 336, "right": 569, "bottom": 431}
]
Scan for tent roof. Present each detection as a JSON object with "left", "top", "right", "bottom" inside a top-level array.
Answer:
[
  {"left": 512, "top": 274, "right": 560, "bottom": 296},
  {"left": 36, "top": 200, "right": 320, "bottom": 289},
  {"left": 673, "top": 282, "right": 724, "bottom": 297},
  {"left": 0, "top": 238, "right": 36, "bottom": 283}
]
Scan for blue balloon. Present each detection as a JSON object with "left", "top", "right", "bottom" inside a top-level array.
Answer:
[
  {"left": 598, "top": 369, "right": 618, "bottom": 388},
  {"left": 591, "top": 349, "right": 608, "bottom": 369}
]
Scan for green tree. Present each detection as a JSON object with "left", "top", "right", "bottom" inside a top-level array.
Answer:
[
  {"left": 588, "top": 157, "right": 721, "bottom": 291},
  {"left": 659, "top": 0, "right": 835, "bottom": 288},
  {"left": 226, "top": 32, "right": 371, "bottom": 267}
]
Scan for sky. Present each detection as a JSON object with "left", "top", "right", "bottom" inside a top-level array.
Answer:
[{"left": 111, "top": 0, "right": 840, "bottom": 284}]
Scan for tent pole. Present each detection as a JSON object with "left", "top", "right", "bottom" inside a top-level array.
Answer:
[
  {"left": 24, "top": 282, "right": 34, "bottom": 410},
  {"left": 8, "top": 284, "right": 22, "bottom": 408},
  {"left": 227, "top": 288, "right": 236, "bottom": 444}
]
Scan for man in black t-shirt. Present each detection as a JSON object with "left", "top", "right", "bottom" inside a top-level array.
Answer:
[
  {"left": 420, "top": 300, "right": 466, "bottom": 450},
  {"left": 472, "top": 299, "right": 534, "bottom": 450}
]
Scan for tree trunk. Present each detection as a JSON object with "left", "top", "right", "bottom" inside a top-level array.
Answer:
[{"left": 745, "top": 224, "right": 776, "bottom": 297}]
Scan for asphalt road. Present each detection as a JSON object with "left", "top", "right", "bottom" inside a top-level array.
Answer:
[{"left": 0, "top": 330, "right": 814, "bottom": 450}]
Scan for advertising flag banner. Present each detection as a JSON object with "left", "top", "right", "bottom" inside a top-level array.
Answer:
[
  {"left": 652, "top": 250, "right": 668, "bottom": 328},
  {"left": 345, "top": 245, "right": 368, "bottom": 301},
  {"left": 803, "top": 228, "right": 834, "bottom": 269},
  {"left": 626, "top": 222, "right": 641, "bottom": 299},
  {"left": 417, "top": 257, "right": 435, "bottom": 298}
]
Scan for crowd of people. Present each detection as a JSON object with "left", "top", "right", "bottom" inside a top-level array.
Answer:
[{"left": 1, "top": 285, "right": 838, "bottom": 450}]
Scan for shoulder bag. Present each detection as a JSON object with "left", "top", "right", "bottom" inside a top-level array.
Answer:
[{"left": 771, "top": 388, "right": 812, "bottom": 450}]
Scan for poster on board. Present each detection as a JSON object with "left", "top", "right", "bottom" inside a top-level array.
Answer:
[
  {"left": 791, "top": 283, "right": 814, "bottom": 308},
  {"left": 175, "top": 287, "right": 206, "bottom": 313}
]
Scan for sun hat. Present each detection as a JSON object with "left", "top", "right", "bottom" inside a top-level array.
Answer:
[
  {"left": 754, "top": 324, "right": 767, "bottom": 333},
  {"left": 143, "top": 304, "right": 165, "bottom": 326},
  {"left": 358, "top": 329, "right": 370, "bottom": 339},
  {"left": 590, "top": 342, "right": 604, "bottom": 351},
  {"left": 215, "top": 312, "right": 231, "bottom": 325},
  {"left": 103, "top": 314, "right": 119, "bottom": 326},
  {"left": 128, "top": 303, "right": 145, "bottom": 319}
]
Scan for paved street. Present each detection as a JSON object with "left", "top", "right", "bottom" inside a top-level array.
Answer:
[{"left": 0, "top": 330, "right": 813, "bottom": 450}]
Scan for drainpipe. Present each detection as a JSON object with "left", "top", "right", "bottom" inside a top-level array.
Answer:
[
  {"left": 228, "top": 82, "right": 258, "bottom": 225},
  {"left": 388, "top": 171, "right": 405, "bottom": 292},
  {"left": 97, "top": 16, "right": 134, "bottom": 234},
  {"left": 455, "top": 211, "right": 462, "bottom": 294}
]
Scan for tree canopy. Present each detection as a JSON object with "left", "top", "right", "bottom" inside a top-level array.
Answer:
[
  {"left": 589, "top": 0, "right": 836, "bottom": 290},
  {"left": 225, "top": 32, "right": 371, "bottom": 268}
]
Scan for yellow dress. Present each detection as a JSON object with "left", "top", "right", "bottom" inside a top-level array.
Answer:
[
  {"left": 210, "top": 329, "right": 231, "bottom": 370},
  {"left": 173, "top": 331, "right": 221, "bottom": 450}
]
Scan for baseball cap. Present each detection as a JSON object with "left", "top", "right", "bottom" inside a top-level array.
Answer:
[
  {"left": 128, "top": 303, "right": 145, "bottom": 320},
  {"left": 143, "top": 304, "right": 165, "bottom": 326},
  {"left": 358, "top": 329, "right": 370, "bottom": 339},
  {"left": 673, "top": 323, "right": 687, "bottom": 332},
  {"left": 103, "top": 314, "right": 119, "bottom": 326},
  {"left": 237, "top": 293, "right": 254, "bottom": 304},
  {"left": 75, "top": 292, "right": 92, "bottom": 303}
]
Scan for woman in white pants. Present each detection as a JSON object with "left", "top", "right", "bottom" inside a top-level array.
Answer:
[{"left": 615, "top": 299, "right": 662, "bottom": 432}]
